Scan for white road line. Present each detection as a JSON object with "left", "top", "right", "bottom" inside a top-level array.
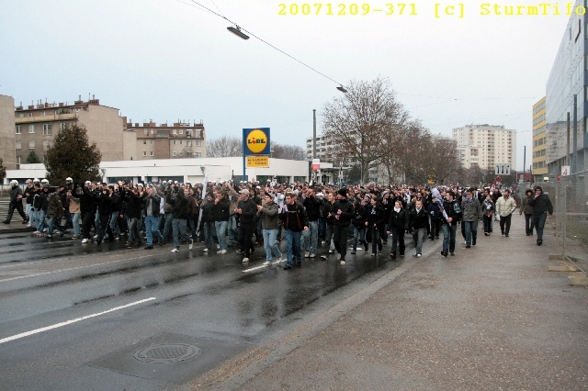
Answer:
[
  {"left": 0, "top": 297, "right": 156, "bottom": 345},
  {"left": 242, "top": 259, "right": 285, "bottom": 273}
]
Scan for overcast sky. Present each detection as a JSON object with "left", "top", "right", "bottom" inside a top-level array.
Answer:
[{"left": 0, "top": 0, "right": 572, "bottom": 170}]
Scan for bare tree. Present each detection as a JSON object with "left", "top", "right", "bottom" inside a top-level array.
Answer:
[
  {"left": 425, "top": 137, "right": 460, "bottom": 185},
  {"left": 322, "top": 77, "right": 407, "bottom": 183},
  {"left": 206, "top": 135, "right": 241, "bottom": 157},
  {"left": 272, "top": 143, "right": 306, "bottom": 160}
]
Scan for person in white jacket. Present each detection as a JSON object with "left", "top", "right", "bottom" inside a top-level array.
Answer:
[{"left": 495, "top": 189, "right": 516, "bottom": 237}]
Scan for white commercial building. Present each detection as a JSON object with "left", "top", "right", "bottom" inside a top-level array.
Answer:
[
  {"left": 4, "top": 157, "right": 335, "bottom": 185},
  {"left": 452, "top": 125, "right": 516, "bottom": 170}
]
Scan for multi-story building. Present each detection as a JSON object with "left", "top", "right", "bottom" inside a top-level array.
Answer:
[
  {"left": 306, "top": 133, "right": 337, "bottom": 161},
  {"left": 126, "top": 120, "right": 206, "bottom": 160},
  {"left": 532, "top": 97, "right": 548, "bottom": 182},
  {"left": 0, "top": 95, "right": 17, "bottom": 170},
  {"left": 545, "top": 0, "right": 587, "bottom": 177},
  {"left": 452, "top": 125, "right": 516, "bottom": 171},
  {"left": 12, "top": 96, "right": 128, "bottom": 168}
]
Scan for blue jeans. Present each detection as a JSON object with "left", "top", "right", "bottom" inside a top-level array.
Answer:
[
  {"left": 109, "top": 211, "right": 121, "bottom": 238},
  {"left": 172, "top": 218, "right": 191, "bottom": 249},
  {"left": 162, "top": 212, "right": 174, "bottom": 241},
  {"left": 352, "top": 225, "right": 366, "bottom": 250},
  {"left": 534, "top": 213, "right": 548, "bottom": 242},
  {"left": 215, "top": 220, "right": 229, "bottom": 251},
  {"left": 72, "top": 212, "right": 81, "bottom": 236},
  {"left": 228, "top": 214, "right": 238, "bottom": 245},
  {"left": 36, "top": 209, "right": 47, "bottom": 232},
  {"left": 203, "top": 221, "right": 218, "bottom": 250},
  {"left": 303, "top": 220, "right": 319, "bottom": 254},
  {"left": 441, "top": 223, "right": 457, "bottom": 253},
  {"left": 144, "top": 215, "right": 164, "bottom": 246},
  {"left": 463, "top": 220, "right": 478, "bottom": 246},
  {"left": 48, "top": 216, "right": 65, "bottom": 235},
  {"left": 127, "top": 216, "right": 140, "bottom": 245},
  {"left": 263, "top": 228, "right": 282, "bottom": 261},
  {"left": 285, "top": 229, "right": 302, "bottom": 267},
  {"left": 412, "top": 227, "right": 426, "bottom": 255}
]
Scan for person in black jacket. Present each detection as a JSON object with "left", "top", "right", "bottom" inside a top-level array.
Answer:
[
  {"left": 527, "top": 186, "right": 553, "bottom": 246},
  {"left": 93, "top": 186, "right": 113, "bottom": 244},
  {"left": 351, "top": 200, "right": 368, "bottom": 255},
  {"left": 302, "top": 187, "right": 322, "bottom": 258},
  {"left": 167, "top": 186, "right": 194, "bottom": 252},
  {"left": 366, "top": 196, "right": 386, "bottom": 256},
  {"left": 408, "top": 200, "right": 428, "bottom": 258},
  {"left": 387, "top": 200, "right": 408, "bottom": 259},
  {"left": 200, "top": 193, "right": 218, "bottom": 253},
  {"left": 235, "top": 189, "right": 258, "bottom": 263},
  {"left": 123, "top": 185, "right": 143, "bottom": 248},
  {"left": 279, "top": 191, "right": 309, "bottom": 270},
  {"left": 3, "top": 180, "right": 28, "bottom": 225},
  {"left": 440, "top": 191, "right": 461, "bottom": 257},
  {"left": 213, "top": 190, "right": 231, "bottom": 254},
  {"left": 332, "top": 188, "right": 355, "bottom": 265}
]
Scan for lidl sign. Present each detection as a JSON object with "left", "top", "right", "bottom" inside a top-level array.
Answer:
[{"left": 243, "top": 128, "right": 271, "bottom": 156}]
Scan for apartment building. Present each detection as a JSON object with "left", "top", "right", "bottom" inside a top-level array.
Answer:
[
  {"left": 128, "top": 120, "right": 206, "bottom": 160},
  {"left": 0, "top": 95, "right": 17, "bottom": 169},
  {"left": 12, "top": 96, "right": 127, "bottom": 168},
  {"left": 452, "top": 125, "right": 516, "bottom": 170}
]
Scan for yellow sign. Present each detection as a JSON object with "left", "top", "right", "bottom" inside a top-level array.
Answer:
[
  {"left": 246, "top": 155, "right": 269, "bottom": 168},
  {"left": 246, "top": 129, "right": 269, "bottom": 154}
]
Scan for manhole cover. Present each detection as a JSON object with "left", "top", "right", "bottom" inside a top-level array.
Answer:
[{"left": 133, "top": 343, "right": 201, "bottom": 364}]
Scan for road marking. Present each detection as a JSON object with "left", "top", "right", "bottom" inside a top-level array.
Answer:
[
  {"left": 242, "top": 259, "right": 285, "bottom": 273},
  {"left": 0, "top": 297, "right": 156, "bottom": 345}
]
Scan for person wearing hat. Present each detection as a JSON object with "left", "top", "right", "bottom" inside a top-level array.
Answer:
[
  {"left": 331, "top": 188, "right": 355, "bottom": 265},
  {"left": 527, "top": 186, "right": 553, "bottom": 245},
  {"left": 235, "top": 188, "right": 257, "bottom": 262},
  {"left": 3, "top": 180, "right": 28, "bottom": 225},
  {"left": 519, "top": 189, "right": 535, "bottom": 236}
]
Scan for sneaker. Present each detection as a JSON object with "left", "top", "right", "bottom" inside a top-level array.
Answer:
[
  {"left": 81, "top": 238, "right": 89, "bottom": 244},
  {"left": 144, "top": 245, "right": 153, "bottom": 249},
  {"left": 114, "top": 236, "right": 120, "bottom": 241},
  {"left": 320, "top": 255, "right": 328, "bottom": 261},
  {"left": 217, "top": 244, "right": 221, "bottom": 250},
  {"left": 2, "top": 221, "right": 9, "bottom": 224},
  {"left": 336, "top": 253, "right": 341, "bottom": 260},
  {"left": 304, "top": 251, "right": 310, "bottom": 258},
  {"left": 340, "top": 260, "right": 346, "bottom": 265},
  {"left": 263, "top": 260, "right": 272, "bottom": 266},
  {"left": 283, "top": 265, "right": 293, "bottom": 270},
  {"left": 416, "top": 253, "right": 422, "bottom": 258},
  {"left": 171, "top": 248, "right": 179, "bottom": 253},
  {"left": 328, "top": 250, "right": 334, "bottom": 254},
  {"left": 309, "top": 253, "right": 316, "bottom": 258},
  {"left": 505, "top": 233, "right": 509, "bottom": 237},
  {"left": 33, "top": 231, "right": 40, "bottom": 235},
  {"left": 203, "top": 248, "right": 209, "bottom": 252},
  {"left": 46, "top": 234, "right": 52, "bottom": 239},
  {"left": 370, "top": 253, "right": 375, "bottom": 257},
  {"left": 158, "top": 241, "right": 166, "bottom": 247},
  {"left": 441, "top": 250, "right": 448, "bottom": 257},
  {"left": 350, "top": 250, "right": 356, "bottom": 255},
  {"left": 390, "top": 252, "right": 396, "bottom": 259},
  {"left": 450, "top": 252, "right": 455, "bottom": 256},
  {"left": 217, "top": 249, "right": 227, "bottom": 254},
  {"left": 189, "top": 239, "right": 194, "bottom": 250},
  {"left": 236, "top": 249, "right": 243, "bottom": 254},
  {"left": 93, "top": 235, "right": 98, "bottom": 239},
  {"left": 242, "top": 257, "right": 249, "bottom": 263}
]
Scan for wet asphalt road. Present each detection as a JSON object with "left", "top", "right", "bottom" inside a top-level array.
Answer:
[{"left": 0, "top": 231, "right": 416, "bottom": 390}]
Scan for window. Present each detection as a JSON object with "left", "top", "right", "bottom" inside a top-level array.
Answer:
[
  {"left": 187, "top": 140, "right": 191, "bottom": 146},
  {"left": 195, "top": 140, "right": 201, "bottom": 146},
  {"left": 143, "top": 140, "right": 147, "bottom": 144},
  {"left": 173, "top": 140, "right": 176, "bottom": 145},
  {"left": 15, "top": 141, "right": 21, "bottom": 150},
  {"left": 150, "top": 151, "right": 154, "bottom": 156},
  {"left": 179, "top": 129, "right": 183, "bottom": 134},
  {"left": 173, "top": 129, "right": 177, "bottom": 135},
  {"left": 150, "top": 140, "right": 153, "bottom": 145},
  {"left": 29, "top": 140, "right": 35, "bottom": 149},
  {"left": 173, "top": 151, "right": 177, "bottom": 157},
  {"left": 143, "top": 151, "right": 147, "bottom": 156},
  {"left": 29, "top": 124, "right": 35, "bottom": 133},
  {"left": 16, "top": 156, "right": 21, "bottom": 169},
  {"left": 43, "top": 124, "right": 52, "bottom": 136},
  {"left": 179, "top": 151, "right": 183, "bottom": 156},
  {"left": 195, "top": 152, "right": 201, "bottom": 158},
  {"left": 179, "top": 140, "right": 182, "bottom": 145},
  {"left": 61, "top": 123, "right": 67, "bottom": 130},
  {"left": 43, "top": 140, "right": 51, "bottom": 151},
  {"left": 151, "top": 129, "right": 155, "bottom": 134},
  {"left": 42, "top": 111, "right": 46, "bottom": 116},
  {"left": 144, "top": 129, "right": 148, "bottom": 134},
  {"left": 15, "top": 125, "right": 21, "bottom": 134}
]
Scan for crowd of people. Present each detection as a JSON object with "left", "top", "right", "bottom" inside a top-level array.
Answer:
[{"left": 3, "top": 178, "right": 554, "bottom": 267}]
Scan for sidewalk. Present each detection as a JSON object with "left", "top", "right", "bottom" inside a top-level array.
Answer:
[{"left": 202, "top": 214, "right": 588, "bottom": 391}]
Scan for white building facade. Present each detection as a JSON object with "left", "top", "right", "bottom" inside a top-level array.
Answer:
[{"left": 452, "top": 125, "right": 516, "bottom": 170}]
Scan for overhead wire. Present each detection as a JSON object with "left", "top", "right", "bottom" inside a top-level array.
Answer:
[{"left": 180, "top": 0, "right": 347, "bottom": 89}]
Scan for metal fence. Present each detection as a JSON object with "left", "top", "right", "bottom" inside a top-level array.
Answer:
[{"left": 541, "top": 172, "right": 588, "bottom": 276}]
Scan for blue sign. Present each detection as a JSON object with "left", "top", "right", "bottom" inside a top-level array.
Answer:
[{"left": 242, "top": 128, "right": 271, "bottom": 156}]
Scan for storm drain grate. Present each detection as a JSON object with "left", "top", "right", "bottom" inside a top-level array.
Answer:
[{"left": 133, "top": 343, "right": 201, "bottom": 364}]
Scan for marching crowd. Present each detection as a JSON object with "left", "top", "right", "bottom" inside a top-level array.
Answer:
[{"left": 3, "top": 178, "right": 554, "bottom": 269}]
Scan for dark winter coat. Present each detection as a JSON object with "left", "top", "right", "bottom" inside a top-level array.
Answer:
[{"left": 279, "top": 201, "right": 309, "bottom": 232}]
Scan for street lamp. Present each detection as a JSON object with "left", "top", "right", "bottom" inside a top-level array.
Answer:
[
  {"left": 227, "top": 26, "right": 249, "bottom": 40},
  {"left": 336, "top": 85, "right": 348, "bottom": 93}
]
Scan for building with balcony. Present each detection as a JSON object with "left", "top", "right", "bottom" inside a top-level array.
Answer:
[
  {"left": 452, "top": 125, "right": 516, "bottom": 171},
  {"left": 532, "top": 97, "right": 548, "bottom": 182},
  {"left": 127, "top": 120, "right": 206, "bottom": 160}
]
